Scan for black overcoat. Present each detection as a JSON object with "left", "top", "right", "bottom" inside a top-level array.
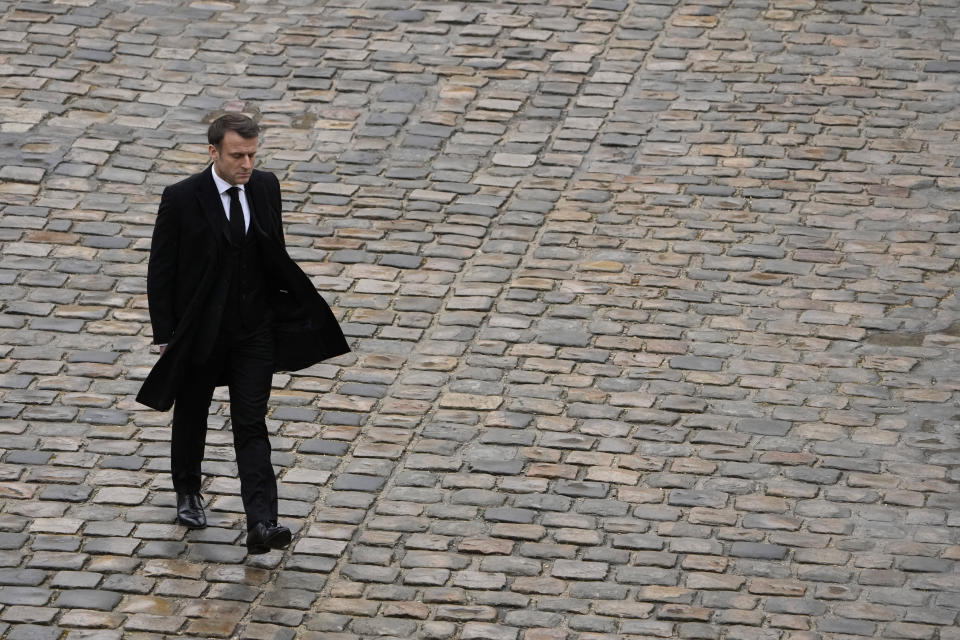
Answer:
[{"left": 136, "top": 166, "right": 350, "bottom": 411}]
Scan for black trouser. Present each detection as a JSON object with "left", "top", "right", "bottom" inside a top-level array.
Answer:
[{"left": 170, "top": 326, "right": 277, "bottom": 528}]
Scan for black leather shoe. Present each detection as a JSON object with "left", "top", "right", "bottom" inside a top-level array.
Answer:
[
  {"left": 176, "top": 492, "right": 206, "bottom": 529},
  {"left": 246, "top": 521, "right": 292, "bottom": 555}
]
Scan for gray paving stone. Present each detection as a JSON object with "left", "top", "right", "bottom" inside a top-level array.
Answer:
[
  {"left": 54, "top": 589, "right": 122, "bottom": 610},
  {"left": 0, "top": 570, "right": 46, "bottom": 587},
  {"left": 730, "top": 543, "right": 789, "bottom": 560},
  {"left": 0, "top": 588, "right": 52, "bottom": 606},
  {"left": 5, "top": 625, "right": 63, "bottom": 640}
]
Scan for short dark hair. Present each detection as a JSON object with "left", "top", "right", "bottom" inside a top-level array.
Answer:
[{"left": 208, "top": 113, "right": 259, "bottom": 149}]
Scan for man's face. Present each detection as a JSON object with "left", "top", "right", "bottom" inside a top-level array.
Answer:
[{"left": 209, "top": 130, "right": 258, "bottom": 185}]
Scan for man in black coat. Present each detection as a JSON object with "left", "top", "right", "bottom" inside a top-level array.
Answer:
[{"left": 137, "top": 113, "right": 350, "bottom": 554}]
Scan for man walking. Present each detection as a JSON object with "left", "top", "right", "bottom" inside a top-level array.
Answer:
[{"left": 137, "top": 113, "right": 349, "bottom": 554}]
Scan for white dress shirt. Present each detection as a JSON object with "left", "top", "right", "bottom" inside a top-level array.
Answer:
[{"left": 211, "top": 165, "right": 250, "bottom": 232}]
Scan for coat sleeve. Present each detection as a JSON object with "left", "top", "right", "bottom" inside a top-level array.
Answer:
[{"left": 146, "top": 186, "right": 179, "bottom": 345}]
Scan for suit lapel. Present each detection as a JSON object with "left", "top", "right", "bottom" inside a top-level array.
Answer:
[{"left": 196, "top": 165, "right": 231, "bottom": 245}]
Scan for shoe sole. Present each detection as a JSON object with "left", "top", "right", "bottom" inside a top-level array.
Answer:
[
  {"left": 247, "top": 528, "right": 292, "bottom": 555},
  {"left": 177, "top": 517, "right": 207, "bottom": 529}
]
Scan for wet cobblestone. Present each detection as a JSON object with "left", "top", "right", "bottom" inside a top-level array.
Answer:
[{"left": 1, "top": 0, "right": 960, "bottom": 638}]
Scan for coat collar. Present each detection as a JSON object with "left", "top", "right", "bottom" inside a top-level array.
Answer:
[{"left": 245, "top": 173, "right": 268, "bottom": 236}]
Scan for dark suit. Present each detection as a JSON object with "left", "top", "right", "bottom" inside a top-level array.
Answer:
[{"left": 137, "top": 166, "right": 349, "bottom": 525}]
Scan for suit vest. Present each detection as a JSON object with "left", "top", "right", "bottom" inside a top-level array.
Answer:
[{"left": 221, "top": 226, "right": 270, "bottom": 337}]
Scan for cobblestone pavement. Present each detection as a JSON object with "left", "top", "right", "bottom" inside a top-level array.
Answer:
[{"left": 1, "top": 0, "right": 959, "bottom": 638}]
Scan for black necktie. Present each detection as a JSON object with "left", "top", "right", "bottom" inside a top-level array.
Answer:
[{"left": 228, "top": 186, "right": 245, "bottom": 243}]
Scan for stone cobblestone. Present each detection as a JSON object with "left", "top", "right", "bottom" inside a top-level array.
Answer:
[{"left": 1, "top": 0, "right": 959, "bottom": 638}]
